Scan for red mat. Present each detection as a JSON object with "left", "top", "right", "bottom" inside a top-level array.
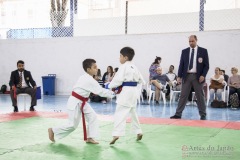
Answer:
[{"left": 1, "top": 111, "right": 240, "bottom": 130}]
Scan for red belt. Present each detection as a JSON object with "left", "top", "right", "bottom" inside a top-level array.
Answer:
[{"left": 72, "top": 91, "right": 89, "bottom": 141}]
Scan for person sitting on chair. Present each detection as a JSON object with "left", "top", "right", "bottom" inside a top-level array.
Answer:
[
  {"left": 150, "top": 67, "right": 171, "bottom": 104},
  {"left": 102, "top": 66, "right": 114, "bottom": 84},
  {"left": 220, "top": 69, "right": 229, "bottom": 83},
  {"left": 149, "top": 56, "right": 161, "bottom": 80},
  {"left": 209, "top": 67, "right": 225, "bottom": 103},
  {"left": 228, "top": 67, "right": 240, "bottom": 107},
  {"left": 166, "top": 65, "right": 177, "bottom": 100},
  {"left": 9, "top": 60, "right": 37, "bottom": 112}
]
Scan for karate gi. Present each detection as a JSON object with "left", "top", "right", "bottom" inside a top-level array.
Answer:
[
  {"left": 109, "top": 61, "right": 145, "bottom": 136},
  {"left": 52, "top": 73, "right": 114, "bottom": 140}
]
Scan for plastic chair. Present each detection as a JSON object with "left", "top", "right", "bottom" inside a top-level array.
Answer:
[
  {"left": 147, "top": 83, "right": 155, "bottom": 104},
  {"left": 169, "top": 81, "right": 181, "bottom": 104},
  {"left": 206, "top": 81, "right": 227, "bottom": 106},
  {"left": 147, "top": 82, "right": 167, "bottom": 104},
  {"left": 137, "top": 84, "right": 144, "bottom": 104},
  {"left": 17, "top": 93, "right": 31, "bottom": 111}
]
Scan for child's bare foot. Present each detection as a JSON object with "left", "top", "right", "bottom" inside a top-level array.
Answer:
[
  {"left": 109, "top": 136, "right": 119, "bottom": 145},
  {"left": 48, "top": 128, "right": 55, "bottom": 142},
  {"left": 86, "top": 138, "right": 99, "bottom": 144},
  {"left": 136, "top": 134, "right": 143, "bottom": 141}
]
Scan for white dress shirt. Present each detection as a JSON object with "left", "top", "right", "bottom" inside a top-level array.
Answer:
[{"left": 19, "top": 71, "right": 27, "bottom": 88}]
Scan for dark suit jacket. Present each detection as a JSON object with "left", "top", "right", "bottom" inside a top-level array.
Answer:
[
  {"left": 9, "top": 70, "right": 36, "bottom": 88},
  {"left": 178, "top": 46, "right": 209, "bottom": 83}
]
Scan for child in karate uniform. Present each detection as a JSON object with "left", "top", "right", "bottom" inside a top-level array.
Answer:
[
  {"left": 108, "top": 47, "right": 145, "bottom": 144},
  {"left": 48, "top": 59, "right": 115, "bottom": 144}
]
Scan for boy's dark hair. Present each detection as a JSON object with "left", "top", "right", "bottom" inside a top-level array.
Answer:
[
  {"left": 170, "top": 65, "right": 174, "bottom": 69},
  {"left": 17, "top": 60, "right": 24, "bottom": 66},
  {"left": 120, "top": 47, "right": 135, "bottom": 61},
  {"left": 82, "top": 59, "right": 96, "bottom": 72}
]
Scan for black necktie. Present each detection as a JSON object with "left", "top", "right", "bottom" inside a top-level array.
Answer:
[
  {"left": 189, "top": 48, "right": 194, "bottom": 70},
  {"left": 19, "top": 72, "right": 22, "bottom": 88}
]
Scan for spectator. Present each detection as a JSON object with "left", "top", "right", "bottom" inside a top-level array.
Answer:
[
  {"left": 96, "top": 69, "right": 104, "bottom": 87},
  {"left": 102, "top": 66, "right": 114, "bottom": 84},
  {"left": 209, "top": 67, "right": 225, "bottom": 103},
  {"left": 228, "top": 67, "right": 240, "bottom": 106},
  {"left": 220, "top": 69, "right": 229, "bottom": 83},
  {"left": 96, "top": 69, "right": 101, "bottom": 78},
  {"left": 149, "top": 56, "right": 161, "bottom": 80},
  {"left": 113, "top": 67, "right": 119, "bottom": 77},
  {"left": 150, "top": 67, "right": 171, "bottom": 104},
  {"left": 166, "top": 65, "right": 177, "bottom": 99}
]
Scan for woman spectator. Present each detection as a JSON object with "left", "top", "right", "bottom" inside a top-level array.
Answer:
[
  {"left": 228, "top": 67, "right": 240, "bottom": 105},
  {"left": 209, "top": 67, "right": 225, "bottom": 102},
  {"left": 149, "top": 56, "right": 161, "bottom": 80},
  {"left": 102, "top": 66, "right": 114, "bottom": 83},
  {"left": 97, "top": 69, "right": 101, "bottom": 78},
  {"left": 96, "top": 69, "right": 104, "bottom": 87}
]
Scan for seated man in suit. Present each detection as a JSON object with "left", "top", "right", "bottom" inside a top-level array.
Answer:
[{"left": 9, "top": 60, "right": 37, "bottom": 112}]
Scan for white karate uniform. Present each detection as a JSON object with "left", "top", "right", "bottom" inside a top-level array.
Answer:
[
  {"left": 108, "top": 61, "right": 145, "bottom": 136},
  {"left": 52, "top": 73, "right": 114, "bottom": 140}
]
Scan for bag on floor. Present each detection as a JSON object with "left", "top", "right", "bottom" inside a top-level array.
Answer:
[
  {"left": 218, "top": 101, "right": 227, "bottom": 108},
  {"left": 211, "top": 100, "right": 227, "bottom": 108},
  {"left": 229, "top": 93, "right": 239, "bottom": 108},
  {"left": 0, "top": 84, "right": 7, "bottom": 93},
  {"left": 36, "top": 86, "right": 41, "bottom": 99},
  {"left": 211, "top": 100, "right": 219, "bottom": 108}
]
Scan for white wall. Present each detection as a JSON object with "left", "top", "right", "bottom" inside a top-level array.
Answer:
[{"left": 0, "top": 30, "right": 240, "bottom": 95}]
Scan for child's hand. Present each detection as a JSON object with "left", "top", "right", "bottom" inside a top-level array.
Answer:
[
  {"left": 105, "top": 83, "right": 110, "bottom": 89},
  {"left": 110, "top": 92, "right": 116, "bottom": 98}
]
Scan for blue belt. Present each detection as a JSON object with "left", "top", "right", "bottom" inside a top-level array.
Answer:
[{"left": 122, "top": 82, "right": 137, "bottom": 86}]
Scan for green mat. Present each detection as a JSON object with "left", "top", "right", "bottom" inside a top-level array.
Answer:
[{"left": 0, "top": 117, "right": 239, "bottom": 160}]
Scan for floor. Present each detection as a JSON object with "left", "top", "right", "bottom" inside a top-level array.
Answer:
[
  {"left": 0, "top": 94, "right": 240, "bottom": 160},
  {"left": 1, "top": 94, "right": 240, "bottom": 121}
]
